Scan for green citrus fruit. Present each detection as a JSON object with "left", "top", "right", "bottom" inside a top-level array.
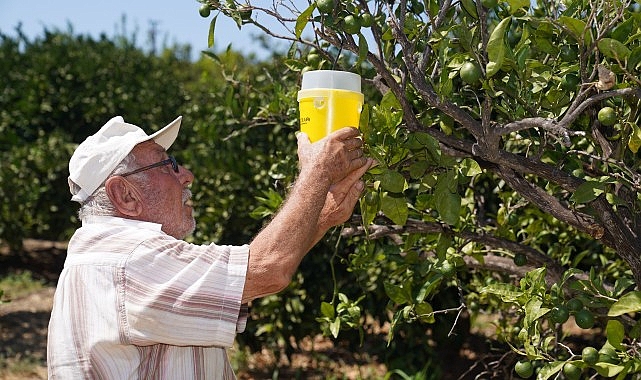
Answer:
[
  {"left": 460, "top": 62, "right": 482, "bottom": 85},
  {"left": 561, "top": 74, "right": 580, "bottom": 91},
  {"left": 410, "top": 0, "right": 425, "bottom": 13},
  {"left": 581, "top": 346, "right": 599, "bottom": 365},
  {"left": 199, "top": 4, "right": 211, "bottom": 17},
  {"left": 566, "top": 298, "right": 583, "bottom": 312},
  {"left": 598, "top": 106, "right": 617, "bottom": 127},
  {"left": 514, "top": 360, "right": 534, "bottom": 378},
  {"left": 342, "top": 14, "right": 361, "bottom": 34},
  {"left": 507, "top": 28, "right": 522, "bottom": 46},
  {"left": 316, "top": 0, "right": 335, "bottom": 14},
  {"left": 440, "top": 261, "right": 456, "bottom": 276},
  {"left": 563, "top": 362, "right": 582, "bottom": 380},
  {"left": 549, "top": 306, "right": 569, "bottom": 324},
  {"left": 481, "top": 0, "right": 499, "bottom": 8},
  {"left": 360, "top": 13, "right": 373, "bottom": 28},
  {"left": 307, "top": 53, "right": 320, "bottom": 66},
  {"left": 574, "top": 309, "right": 595, "bottom": 329},
  {"left": 364, "top": 191, "right": 379, "bottom": 206},
  {"left": 560, "top": 45, "right": 577, "bottom": 61},
  {"left": 513, "top": 253, "right": 527, "bottom": 266}
]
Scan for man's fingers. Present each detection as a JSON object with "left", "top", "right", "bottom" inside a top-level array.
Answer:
[
  {"left": 333, "top": 127, "right": 360, "bottom": 141},
  {"left": 334, "top": 158, "right": 373, "bottom": 189}
]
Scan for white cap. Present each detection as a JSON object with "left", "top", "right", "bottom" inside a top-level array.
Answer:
[
  {"left": 300, "top": 70, "right": 362, "bottom": 92},
  {"left": 68, "top": 115, "right": 182, "bottom": 203}
]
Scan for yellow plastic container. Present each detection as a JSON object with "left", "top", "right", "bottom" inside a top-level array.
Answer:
[
  {"left": 297, "top": 70, "right": 364, "bottom": 142},
  {"left": 297, "top": 88, "right": 364, "bottom": 142}
]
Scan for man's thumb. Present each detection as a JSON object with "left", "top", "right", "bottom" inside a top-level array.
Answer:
[{"left": 296, "top": 131, "right": 311, "bottom": 148}]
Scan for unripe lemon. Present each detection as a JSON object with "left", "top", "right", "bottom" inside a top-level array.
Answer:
[
  {"left": 581, "top": 346, "right": 598, "bottom": 365},
  {"left": 460, "top": 62, "right": 482, "bottom": 85},
  {"left": 514, "top": 360, "right": 534, "bottom": 378},
  {"left": 598, "top": 107, "right": 617, "bottom": 127},
  {"left": 199, "top": 4, "right": 211, "bottom": 17}
]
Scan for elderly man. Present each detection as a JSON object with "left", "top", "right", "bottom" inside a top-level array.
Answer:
[{"left": 47, "top": 115, "right": 372, "bottom": 379}]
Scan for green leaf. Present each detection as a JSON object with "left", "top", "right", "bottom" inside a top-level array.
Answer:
[
  {"left": 415, "top": 302, "right": 435, "bottom": 323},
  {"left": 435, "top": 234, "right": 451, "bottom": 261},
  {"left": 408, "top": 160, "right": 429, "bottom": 179},
  {"left": 505, "top": 0, "right": 530, "bottom": 15},
  {"left": 606, "top": 320, "right": 625, "bottom": 349},
  {"left": 434, "top": 172, "right": 461, "bottom": 225},
  {"left": 609, "top": 291, "right": 641, "bottom": 316},
  {"left": 384, "top": 282, "right": 412, "bottom": 305},
  {"left": 460, "top": 0, "right": 478, "bottom": 19},
  {"left": 380, "top": 169, "right": 407, "bottom": 193},
  {"left": 598, "top": 38, "right": 631, "bottom": 60},
  {"left": 537, "top": 361, "right": 564, "bottom": 380},
  {"left": 295, "top": 4, "right": 315, "bottom": 39},
  {"left": 357, "top": 33, "right": 369, "bottom": 65},
  {"left": 416, "top": 272, "right": 443, "bottom": 303},
  {"left": 486, "top": 17, "right": 511, "bottom": 77},
  {"left": 208, "top": 15, "right": 218, "bottom": 48},
  {"left": 380, "top": 90, "right": 402, "bottom": 111},
  {"left": 570, "top": 181, "right": 606, "bottom": 204},
  {"left": 460, "top": 158, "right": 482, "bottom": 177},
  {"left": 329, "top": 316, "right": 341, "bottom": 338},
  {"left": 381, "top": 193, "right": 409, "bottom": 225},
  {"left": 524, "top": 298, "right": 547, "bottom": 328},
  {"left": 480, "top": 283, "right": 523, "bottom": 303},
  {"left": 558, "top": 16, "right": 593, "bottom": 46},
  {"left": 360, "top": 197, "right": 378, "bottom": 226},
  {"left": 628, "top": 47, "right": 641, "bottom": 71},
  {"left": 321, "top": 301, "right": 335, "bottom": 319},
  {"left": 593, "top": 363, "right": 625, "bottom": 378}
]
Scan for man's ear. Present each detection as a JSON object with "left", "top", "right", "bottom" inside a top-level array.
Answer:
[{"left": 105, "top": 176, "right": 143, "bottom": 217}]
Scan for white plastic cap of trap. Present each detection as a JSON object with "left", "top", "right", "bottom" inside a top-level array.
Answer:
[{"left": 301, "top": 70, "right": 362, "bottom": 93}]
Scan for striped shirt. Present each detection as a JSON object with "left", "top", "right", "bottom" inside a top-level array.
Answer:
[{"left": 47, "top": 216, "right": 249, "bottom": 379}]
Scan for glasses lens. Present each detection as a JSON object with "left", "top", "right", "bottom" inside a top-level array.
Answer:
[{"left": 169, "top": 156, "right": 179, "bottom": 173}]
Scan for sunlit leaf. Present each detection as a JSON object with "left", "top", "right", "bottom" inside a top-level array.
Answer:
[
  {"left": 381, "top": 193, "right": 408, "bottom": 225},
  {"left": 606, "top": 320, "right": 625, "bottom": 349},
  {"left": 384, "top": 282, "right": 412, "bottom": 305},
  {"left": 208, "top": 15, "right": 217, "bottom": 48},
  {"left": 321, "top": 301, "right": 335, "bottom": 319},
  {"left": 486, "top": 17, "right": 511, "bottom": 77},
  {"left": 295, "top": 4, "right": 315, "bottom": 39},
  {"left": 598, "top": 38, "right": 631, "bottom": 60},
  {"left": 609, "top": 291, "right": 641, "bottom": 316},
  {"left": 558, "top": 16, "right": 593, "bottom": 46},
  {"left": 570, "top": 181, "right": 606, "bottom": 204},
  {"left": 380, "top": 169, "right": 407, "bottom": 193},
  {"left": 628, "top": 123, "right": 641, "bottom": 153}
]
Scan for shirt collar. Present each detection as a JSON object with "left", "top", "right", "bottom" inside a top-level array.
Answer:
[{"left": 81, "top": 215, "right": 163, "bottom": 231}]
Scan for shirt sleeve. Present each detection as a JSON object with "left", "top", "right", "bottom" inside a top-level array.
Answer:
[{"left": 119, "top": 237, "right": 249, "bottom": 348}]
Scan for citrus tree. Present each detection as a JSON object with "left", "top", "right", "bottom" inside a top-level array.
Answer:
[{"left": 198, "top": 0, "right": 641, "bottom": 377}]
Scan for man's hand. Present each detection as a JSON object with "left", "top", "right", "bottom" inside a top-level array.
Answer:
[
  {"left": 318, "top": 157, "right": 374, "bottom": 231},
  {"left": 297, "top": 128, "right": 367, "bottom": 186}
]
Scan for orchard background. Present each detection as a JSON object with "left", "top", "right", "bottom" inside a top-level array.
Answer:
[{"left": 4, "top": 0, "right": 641, "bottom": 378}]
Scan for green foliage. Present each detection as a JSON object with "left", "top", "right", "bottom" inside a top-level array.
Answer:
[
  {"left": 208, "top": 0, "right": 641, "bottom": 376},
  {"left": 0, "top": 270, "right": 44, "bottom": 300},
  {"left": 0, "top": 30, "right": 190, "bottom": 248}
]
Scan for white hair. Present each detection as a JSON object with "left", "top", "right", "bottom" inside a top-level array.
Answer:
[{"left": 70, "top": 153, "right": 140, "bottom": 220}]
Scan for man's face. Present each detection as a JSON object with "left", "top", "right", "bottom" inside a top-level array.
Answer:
[{"left": 129, "top": 141, "right": 196, "bottom": 239}]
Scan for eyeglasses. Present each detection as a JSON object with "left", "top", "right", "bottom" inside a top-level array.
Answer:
[{"left": 119, "top": 156, "right": 180, "bottom": 177}]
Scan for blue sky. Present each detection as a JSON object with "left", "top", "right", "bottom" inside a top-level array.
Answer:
[{"left": 0, "top": 0, "right": 285, "bottom": 60}]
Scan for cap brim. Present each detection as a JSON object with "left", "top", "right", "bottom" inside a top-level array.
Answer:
[{"left": 150, "top": 116, "right": 182, "bottom": 150}]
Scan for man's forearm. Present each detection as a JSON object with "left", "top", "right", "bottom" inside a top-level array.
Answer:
[{"left": 244, "top": 168, "right": 330, "bottom": 302}]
